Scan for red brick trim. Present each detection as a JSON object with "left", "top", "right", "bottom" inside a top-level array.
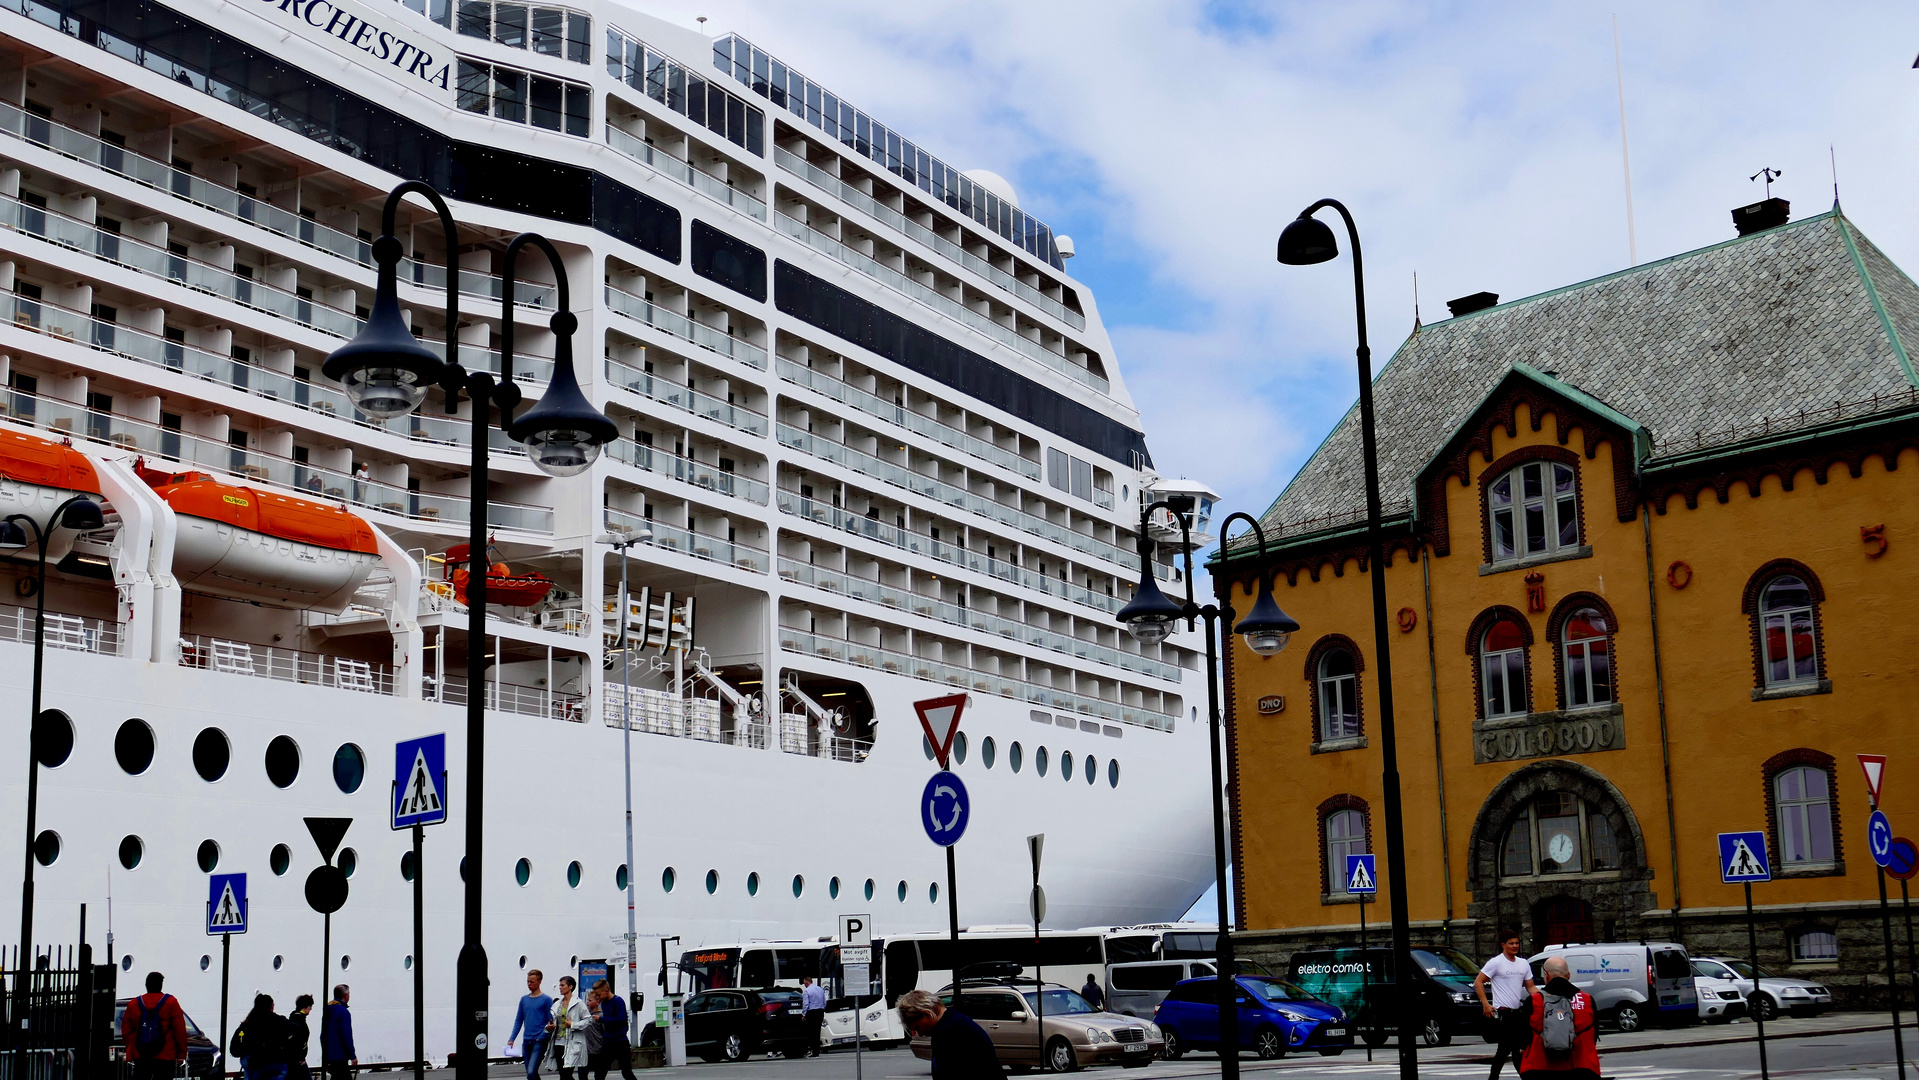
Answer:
[
  {"left": 1741, "top": 559, "right": 1829, "bottom": 691},
  {"left": 1317, "top": 794, "right": 1373, "bottom": 900},
  {"left": 1303, "top": 633, "right": 1366, "bottom": 743},
  {"left": 1224, "top": 615, "right": 1248, "bottom": 929},
  {"left": 1761, "top": 748, "right": 1844, "bottom": 875},
  {"left": 1466, "top": 605, "right": 1534, "bottom": 721},
  {"left": 1544, "top": 592, "right": 1622, "bottom": 711},
  {"left": 1476, "top": 445, "right": 1589, "bottom": 566}
]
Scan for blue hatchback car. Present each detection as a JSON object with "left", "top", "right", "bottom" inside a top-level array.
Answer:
[{"left": 1153, "top": 976, "right": 1353, "bottom": 1060}]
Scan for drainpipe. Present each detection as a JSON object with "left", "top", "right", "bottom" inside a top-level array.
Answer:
[
  {"left": 1420, "top": 544, "right": 1455, "bottom": 941},
  {"left": 1642, "top": 506, "right": 1684, "bottom": 942}
]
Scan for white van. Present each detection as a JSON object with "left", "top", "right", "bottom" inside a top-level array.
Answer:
[
  {"left": 1530, "top": 942, "right": 1697, "bottom": 1031},
  {"left": 1106, "top": 960, "right": 1217, "bottom": 1018}
]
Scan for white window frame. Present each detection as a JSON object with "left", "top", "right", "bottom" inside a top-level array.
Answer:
[
  {"left": 1791, "top": 930, "right": 1838, "bottom": 962},
  {"left": 1316, "top": 649, "right": 1360, "bottom": 742},
  {"left": 1775, "top": 765, "right": 1835, "bottom": 867},
  {"left": 1488, "top": 460, "right": 1580, "bottom": 563},
  {"left": 1760, "top": 576, "right": 1820, "bottom": 688},
  {"left": 1325, "top": 808, "right": 1367, "bottom": 895},
  {"left": 1481, "top": 623, "right": 1529, "bottom": 719},
  {"left": 1561, "top": 608, "right": 1613, "bottom": 709}
]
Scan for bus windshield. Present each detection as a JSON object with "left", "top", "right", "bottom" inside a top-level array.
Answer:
[
  {"left": 1023, "top": 989, "right": 1098, "bottom": 1016},
  {"left": 680, "top": 949, "right": 740, "bottom": 991}
]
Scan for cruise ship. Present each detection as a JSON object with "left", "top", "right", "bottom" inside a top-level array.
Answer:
[{"left": 0, "top": 0, "right": 1217, "bottom": 1061}]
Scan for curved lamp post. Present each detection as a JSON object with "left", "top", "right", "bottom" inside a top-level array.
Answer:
[
  {"left": 1279, "top": 199, "right": 1416, "bottom": 1079},
  {"left": 1118, "top": 505, "right": 1295, "bottom": 1080},
  {"left": 3, "top": 493, "right": 104, "bottom": 1073},
  {"left": 324, "top": 181, "right": 616, "bottom": 1080}
]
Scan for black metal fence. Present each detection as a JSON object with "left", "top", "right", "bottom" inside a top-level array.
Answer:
[{"left": 0, "top": 946, "right": 116, "bottom": 1080}]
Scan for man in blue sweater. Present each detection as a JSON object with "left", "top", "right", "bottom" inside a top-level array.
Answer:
[
  {"left": 319, "top": 986, "right": 355, "bottom": 1080},
  {"left": 506, "top": 970, "right": 555, "bottom": 1079}
]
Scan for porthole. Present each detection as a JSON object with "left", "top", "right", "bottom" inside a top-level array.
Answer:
[
  {"left": 400, "top": 851, "right": 418, "bottom": 882},
  {"left": 460, "top": 857, "right": 469, "bottom": 882},
  {"left": 405, "top": 956, "right": 413, "bottom": 970},
  {"left": 121, "top": 956, "right": 132, "bottom": 972},
  {"left": 953, "top": 731, "right": 968, "bottom": 765},
  {"left": 792, "top": 874, "right": 804, "bottom": 898},
  {"left": 982, "top": 737, "right": 996, "bottom": 770},
  {"left": 897, "top": 880, "right": 907, "bottom": 902},
  {"left": 518, "top": 956, "right": 528, "bottom": 969},
  {"left": 864, "top": 878, "right": 875, "bottom": 901},
  {"left": 1009, "top": 742, "right": 1024, "bottom": 773},
  {"left": 928, "top": 882, "right": 938, "bottom": 904},
  {"left": 515, "top": 858, "right": 531, "bottom": 887},
  {"left": 270, "top": 844, "right": 291, "bottom": 876},
  {"left": 1036, "top": 747, "right": 1049, "bottom": 777},
  {"left": 1109, "top": 760, "right": 1120, "bottom": 788},
  {"left": 118, "top": 835, "right": 143, "bottom": 870},
  {"left": 567, "top": 861, "right": 582, "bottom": 889},
  {"left": 706, "top": 869, "right": 719, "bottom": 894},
  {"left": 340, "top": 955, "right": 351, "bottom": 970},
  {"left": 1060, "top": 750, "right": 1073, "bottom": 782},
  {"left": 115, "top": 719, "right": 155, "bottom": 775},
  {"left": 32, "top": 830, "right": 59, "bottom": 866},
  {"left": 33, "top": 710, "right": 73, "bottom": 768},
  {"left": 192, "top": 728, "right": 230, "bottom": 782},
  {"left": 272, "top": 955, "right": 283, "bottom": 971},
  {"left": 332, "top": 744, "right": 365, "bottom": 794},
  {"left": 199, "top": 955, "right": 210, "bottom": 972},
  {"left": 829, "top": 877, "right": 841, "bottom": 900},
  {"left": 338, "top": 849, "right": 357, "bottom": 878},
  {"left": 747, "top": 872, "right": 760, "bottom": 896},
  {"left": 1085, "top": 755, "right": 1097, "bottom": 784},
  {"left": 264, "top": 735, "right": 301, "bottom": 788},
  {"left": 922, "top": 734, "right": 935, "bottom": 760},
  {"left": 616, "top": 864, "right": 629, "bottom": 891},
  {"left": 661, "top": 867, "right": 675, "bottom": 893},
  {"left": 197, "top": 840, "right": 220, "bottom": 873}
]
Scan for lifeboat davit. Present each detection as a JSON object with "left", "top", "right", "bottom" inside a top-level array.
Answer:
[
  {"left": 0, "top": 429, "right": 105, "bottom": 564},
  {"left": 445, "top": 540, "right": 554, "bottom": 607},
  {"left": 145, "top": 470, "right": 381, "bottom": 611}
]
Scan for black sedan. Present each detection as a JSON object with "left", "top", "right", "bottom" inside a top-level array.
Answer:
[
  {"left": 684, "top": 988, "right": 813, "bottom": 1062},
  {"left": 112, "top": 998, "right": 222, "bottom": 1078}
]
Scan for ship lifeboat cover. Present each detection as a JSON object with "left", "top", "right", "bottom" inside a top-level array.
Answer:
[
  {"left": 152, "top": 473, "right": 382, "bottom": 611},
  {"left": 0, "top": 429, "right": 105, "bottom": 565},
  {"left": 444, "top": 541, "right": 554, "bottom": 607}
]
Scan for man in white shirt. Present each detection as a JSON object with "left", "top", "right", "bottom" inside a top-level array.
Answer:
[
  {"left": 1474, "top": 929, "right": 1538, "bottom": 1080},
  {"left": 800, "top": 978, "right": 828, "bottom": 1058}
]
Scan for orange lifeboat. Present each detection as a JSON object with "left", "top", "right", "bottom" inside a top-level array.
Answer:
[
  {"left": 0, "top": 429, "right": 105, "bottom": 563},
  {"left": 144, "top": 469, "right": 382, "bottom": 611},
  {"left": 445, "top": 539, "right": 554, "bottom": 607}
]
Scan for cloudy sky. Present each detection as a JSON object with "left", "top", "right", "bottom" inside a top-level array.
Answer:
[{"left": 633, "top": 0, "right": 1919, "bottom": 524}]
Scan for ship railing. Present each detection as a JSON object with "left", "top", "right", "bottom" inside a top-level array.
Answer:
[
  {"left": 774, "top": 711, "right": 873, "bottom": 762},
  {"left": 774, "top": 357, "right": 1040, "bottom": 479},
  {"left": 604, "top": 124, "right": 767, "bottom": 221},
  {"left": 603, "top": 284, "right": 767, "bottom": 369},
  {"left": 602, "top": 507, "right": 768, "bottom": 573},
  {"left": 179, "top": 634, "right": 395, "bottom": 694},
  {"left": 0, "top": 603, "right": 121, "bottom": 657},
  {"left": 604, "top": 437, "right": 769, "bottom": 505},
  {"left": 603, "top": 356, "right": 769, "bottom": 436},
  {"left": 428, "top": 671, "right": 586, "bottom": 722},
  {"left": 0, "top": 98, "right": 552, "bottom": 308}
]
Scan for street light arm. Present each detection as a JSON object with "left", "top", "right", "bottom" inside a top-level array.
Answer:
[
  {"left": 498, "top": 232, "right": 573, "bottom": 427},
  {"left": 1299, "top": 198, "right": 1368, "bottom": 360},
  {"left": 1214, "top": 511, "right": 1272, "bottom": 601},
  {"left": 1139, "top": 497, "right": 1198, "bottom": 619}
]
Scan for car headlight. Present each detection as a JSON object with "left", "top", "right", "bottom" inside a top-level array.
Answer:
[
  {"left": 1143, "top": 1022, "right": 1161, "bottom": 1040},
  {"left": 1277, "top": 1010, "right": 1310, "bottom": 1023},
  {"left": 1088, "top": 1028, "right": 1112, "bottom": 1043},
  {"left": 1781, "top": 987, "right": 1808, "bottom": 997},
  {"left": 1452, "top": 992, "right": 1476, "bottom": 1004}
]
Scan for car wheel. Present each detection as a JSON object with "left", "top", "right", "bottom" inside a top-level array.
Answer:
[
  {"left": 1160, "top": 1027, "right": 1184, "bottom": 1060},
  {"left": 1422, "top": 1015, "right": 1452, "bottom": 1047},
  {"left": 1752, "top": 994, "right": 1778, "bottom": 1023},
  {"left": 722, "top": 1033, "right": 747, "bottom": 1061},
  {"left": 1045, "top": 1036, "right": 1077, "bottom": 1072},
  {"left": 1613, "top": 1003, "right": 1644, "bottom": 1033},
  {"left": 1253, "top": 1026, "right": 1287, "bottom": 1060}
]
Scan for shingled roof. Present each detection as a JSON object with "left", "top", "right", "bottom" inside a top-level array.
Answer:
[{"left": 1254, "top": 207, "right": 1919, "bottom": 545}]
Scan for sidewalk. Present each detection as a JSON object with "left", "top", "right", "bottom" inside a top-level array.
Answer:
[{"left": 1418, "top": 1010, "right": 1903, "bottom": 1061}]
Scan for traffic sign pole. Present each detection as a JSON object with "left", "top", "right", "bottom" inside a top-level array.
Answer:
[
  {"left": 413, "top": 820, "right": 424, "bottom": 1080},
  {"left": 217, "top": 911, "right": 231, "bottom": 1071},
  {"left": 1903, "top": 877, "right": 1918, "bottom": 1051},
  {"left": 1881, "top": 862, "right": 1909, "bottom": 1080},
  {"left": 1744, "top": 881, "right": 1767, "bottom": 1080},
  {"left": 1359, "top": 894, "right": 1370, "bottom": 1062}
]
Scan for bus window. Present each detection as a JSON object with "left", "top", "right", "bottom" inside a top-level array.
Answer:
[
  {"left": 885, "top": 940, "right": 920, "bottom": 1001},
  {"left": 741, "top": 948, "right": 776, "bottom": 987},
  {"left": 1105, "top": 935, "right": 1158, "bottom": 965},
  {"left": 1163, "top": 932, "right": 1218, "bottom": 959},
  {"left": 776, "top": 948, "right": 820, "bottom": 982},
  {"left": 680, "top": 948, "right": 740, "bottom": 991}
]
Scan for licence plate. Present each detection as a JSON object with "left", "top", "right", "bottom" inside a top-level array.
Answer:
[
  {"left": 1324, "top": 1028, "right": 1346, "bottom": 1037},
  {"left": 1124, "top": 1044, "right": 1148, "bottom": 1053}
]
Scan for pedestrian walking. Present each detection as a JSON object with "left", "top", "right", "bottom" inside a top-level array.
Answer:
[
  {"left": 897, "top": 989, "right": 1004, "bottom": 1079},
  {"left": 588, "top": 981, "right": 636, "bottom": 1080},
  {"left": 547, "top": 975, "right": 591, "bottom": 1080},
  {"left": 319, "top": 985, "right": 356, "bottom": 1080},
  {"left": 507, "top": 970, "right": 555, "bottom": 1079},
  {"left": 287, "top": 995, "right": 315, "bottom": 1080},
  {"left": 1080, "top": 974, "right": 1104, "bottom": 1010},
  {"left": 235, "top": 994, "right": 291, "bottom": 1080},
  {"left": 1475, "top": 929, "right": 1539, "bottom": 1080},
  {"left": 801, "top": 977, "right": 827, "bottom": 1057},
  {"left": 119, "top": 972, "right": 189, "bottom": 1080},
  {"left": 1519, "top": 957, "right": 1599, "bottom": 1080}
]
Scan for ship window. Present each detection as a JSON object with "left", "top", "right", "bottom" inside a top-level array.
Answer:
[
  {"left": 401, "top": 851, "right": 418, "bottom": 882},
  {"left": 661, "top": 867, "right": 674, "bottom": 892},
  {"left": 706, "top": 869, "right": 719, "bottom": 894},
  {"left": 332, "top": 744, "right": 365, "bottom": 794},
  {"left": 1060, "top": 750, "right": 1072, "bottom": 781},
  {"left": 829, "top": 876, "right": 840, "bottom": 899},
  {"left": 197, "top": 840, "right": 220, "bottom": 873},
  {"left": 264, "top": 735, "right": 301, "bottom": 788},
  {"left": 338, "top": 849, "right": 357, "bottom": 878},
  {"left": 897, "top": 880, "right": 907, "bottom": 902},
  {"left": 272, "top": 956, "right": 282, "bottom": 971},
  {"left": 691, "top": 221, "right": 768, "bottom": 303},
  {"left": 567, "top": 861, "right": 582, "bottom": 888},
  {"left": 1109, "top": 759, "right": 1121, "bottom": 788},
  {"left": 864, "top": 878, "right": 875, "bottom": 901},
  {"left": 193, "top": 728, "right": 230, "bottom": 782},
  {"left": 981, "top": 737, "right": 996, "bottom": 769},
  {"left": 515, "top": 858, "right": 531, "bottom": 886},
  {"left": 1036, "top": 746, "right": 1049, "bottom": 777},
  {"left": 792, "top": 875, "right": 804, "bottom": 898},
  {"left": 616, "top": 864, "right": 629, "bottom": 891},
  {"left": 929, "top": 882, "right": 938, "bottom": 904},
  {"left": 1009, "top": 742, "right": 1023, "bottom": 773},
  {"left": 33, "top": 830, "right": 59, "bottom": 866},
  {"left": 953, "top": 731, "right": 968, "bottom": 765},
  {"left": 746, "top": 872, "right": 760, "bottom": 896},
  {"left": 1086, "top": 755, "right": 1097, "bottom": 784},
  {"left": 922, "top": 734, "right": 935, "bottom": 760},
  {"left": 199, "top": 956, "right": 209, "bottom": 972},
  {"left": 115, "top": 719, "right": 155, "bottom": 775},
  {"left": 32, "top": 710, "right": 71, "bottom": 769},
  {"left": 270, "top": 844, "right": 291, "bottom": 876}
]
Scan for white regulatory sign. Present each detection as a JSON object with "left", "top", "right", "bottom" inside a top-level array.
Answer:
[{"left": 841, "top": 946, "right": 872, "bottom": 965}]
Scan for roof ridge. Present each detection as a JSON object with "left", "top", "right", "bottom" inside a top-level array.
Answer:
[{"left": 1836, "top": 214, "right": 1919, "bottom": 388}]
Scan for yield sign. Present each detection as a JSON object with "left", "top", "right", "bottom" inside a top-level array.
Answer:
[
  {"left": 1860, "top": 754, "right": 1888, "bottom": 807},
  {"left": 915, "top": 694, "right": 969, "bottom": 769}
]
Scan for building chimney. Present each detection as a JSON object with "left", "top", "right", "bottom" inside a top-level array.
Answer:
[
  {"left": 1447, "top": 291, "right": 1499, "bottom": 317},
  {"left": 1732, "top": 198, "right": 1790, "bottom": 236}
]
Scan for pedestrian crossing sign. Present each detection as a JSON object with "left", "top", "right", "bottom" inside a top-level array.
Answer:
[
  {"left": 392, "top": 733, "right": 448, "bottom": 829},
  {"left": 1345, "top": 854, "right": 1378, "bottom": 894},
  {"left": 1718, "top": 831, "right": 1771, "bottom": 883},
  {"left": 207, "top": 873, "right": 247, "bottom": 935}
]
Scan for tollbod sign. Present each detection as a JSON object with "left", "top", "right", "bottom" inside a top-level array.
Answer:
[{"left": 254, "top": 0, "right": 452, "bottom": 90}]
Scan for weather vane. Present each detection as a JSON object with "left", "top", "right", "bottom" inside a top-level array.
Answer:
[{"left": 1750, "top": 167, "right": 1783, "bottom": 199}]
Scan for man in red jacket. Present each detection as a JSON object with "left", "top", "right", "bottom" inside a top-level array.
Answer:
[
  {"left": 1521, "top": 957, "right": 1599, "bottom": 1080},
  {"left": 121, "top": 971, "right": 191, "bottom": 1080}
]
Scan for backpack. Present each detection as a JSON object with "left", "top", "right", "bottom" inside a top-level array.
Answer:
[
  {"left": 230, "top": 1021, "right": 247, "bottom": 1059},
  {"left": 135, "top": 995, "right": 172, "bottom": 1057},
  {"left": 1540, "top": 993, "right": 1577, "bottom": 1056}
]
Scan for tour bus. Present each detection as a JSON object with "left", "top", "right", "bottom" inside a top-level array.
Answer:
[
  {"left": 675, "top": 941, "right": 829, "bottom": 992},
  {"left": 879, "top": 927, "right": 1110, "bottom": 999}
]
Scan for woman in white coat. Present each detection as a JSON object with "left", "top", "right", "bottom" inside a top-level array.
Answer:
[{"left": 545, "top": 976, "right": 592, "bottom": 1080}]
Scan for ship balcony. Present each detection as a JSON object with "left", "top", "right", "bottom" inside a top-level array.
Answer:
[
  {"left": 604, "top": 505, "right": 768, "bottom": 574},
  {"left": 0, "top": 598, "right": 122, "bottom": 658},
  {"left": 603, "top": 123, "right": 768, "bottom": 222},
  {"left": 604, "top": 439, "right": 769, "bottom": 507},
  {"left": 603, "top": 284, "right": 767, "bottom": 371},
  {"left": 772, "top": 355, "right": 1039, "bottom": 480},
  {"left": 602, "top": 356, "right": 769, "bottom": 438},
  {"left": 178, "top": 633, "right": 397, "bottom": 695}
]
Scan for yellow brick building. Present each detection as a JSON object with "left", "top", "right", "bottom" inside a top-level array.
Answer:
[{"left": 1216, "top": 204, "right": 1919, "bottom": 1004}]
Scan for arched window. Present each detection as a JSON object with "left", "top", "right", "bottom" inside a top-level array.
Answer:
[
  {"left": 1488, "top": 460, "right": 1579, "bottom": 563},
  {"left": 1760, "top": 576, "right": 1818, "bottom": 688},
  {"left": 1482, "top": 617, "right": 1530, "bottom": 719},
  {"left": 1317, "top": 649, "right": 1360, "bottom": 741},
  {"left": 1325, "top": 808, "right": 1368, "bottom": 896},
  {"left": 1499, "top": 793, "right": 1621, "bottom": 878},
  {"left": 1775, "top": 765, "right": 1834, "bottom": 867},
  {"left": 1561, "top": 607, "right": 1612, "bottom": 708}
]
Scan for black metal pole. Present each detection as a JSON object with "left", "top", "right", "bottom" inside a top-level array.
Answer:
[
  {"left": 1033, "top": 863, "right": 1042, "bottom": 1069},
  {"left": 456, "top": 377, "right": 492, "bottom": 1079},
  {"left": 945, "top": 844, "right": 959, "bottom": 967},
  {"left": 1360, "top": 896, "right": 1371, "bottom": 1063},
  {"left": 1199, "top": 605, "right": 1239, "bottom": 1077},
  {"left": 1903, "top": 879, "right": 1917, "bottom": 1046},
  {"left": 220, "top": 931, "right": 232, "bottom": 1077},
  {"left": 1745, "top": 882, "right": 1767, "bottom": 1080},
  {"left": 1881, "top": 864, "right": 1908, "bottom": 1080},
  {"left": 12, "top": 510, "right": 53, "bottom": 1080},
  {"left": 413, "top": 821, "right": 425, "bottom": 1080}
]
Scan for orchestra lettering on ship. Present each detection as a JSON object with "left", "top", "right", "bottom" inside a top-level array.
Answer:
[{"left": 259, "top": 0, "right": 452, "bottom": 89}]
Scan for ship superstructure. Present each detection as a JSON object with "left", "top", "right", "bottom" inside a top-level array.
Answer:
[{"left": 0, "top": 0, "right": 1215, "bottom": 1061}]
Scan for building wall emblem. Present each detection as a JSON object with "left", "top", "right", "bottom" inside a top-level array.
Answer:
[
  {"left": 1474, "top": 705, "right": 1625, "bottom": 764},
  {"left": 1257, "top": 695, "right": 1285, "bottom": 715}
]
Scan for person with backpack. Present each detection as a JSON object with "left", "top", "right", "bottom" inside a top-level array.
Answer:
[
  {"left": 235, "top": 994, "right": 291, "bottom": 1080},
  {"left": 287, "top": 995, "right": 316, "bottom": 1080},
  {"left": 1520, "top": 956, "right": 1600, "bottom": 1080},
  {"left": 120, "top": 972, "right": 189, "bottom": 1080}
]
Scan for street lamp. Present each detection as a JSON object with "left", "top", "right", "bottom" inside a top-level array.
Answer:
[
  {"left": 1118, "top": 504, "right": 1295, "bottom": 1080},
  {"left": 324, "top": 181, "right": 616, "bottom": 1080},
  {"left": 1279, "top": 198, "right": 1417, "bottom": 1079},
  {"left": 594, "top": 527, "right": 651, "bottom": 1045},
  {"left": 4, "top": 493, "right": 104, "bottom": 1072}
]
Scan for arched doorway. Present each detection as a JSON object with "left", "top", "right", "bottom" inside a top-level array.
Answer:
[{"left": 1533, "top": 896, "right": 1594, "bottom": 946}]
